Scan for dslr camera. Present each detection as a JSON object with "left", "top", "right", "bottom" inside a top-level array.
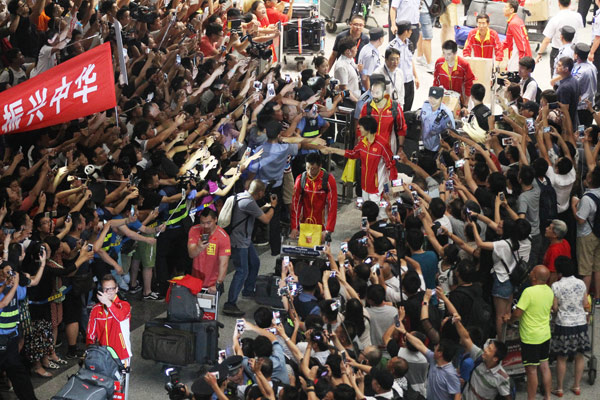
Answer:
[
  {"left": 496, "top": 71, "right": 520, "bottom": 86},
  {"left": 164, "top": 368, "right": 186, "bottom": 400}
]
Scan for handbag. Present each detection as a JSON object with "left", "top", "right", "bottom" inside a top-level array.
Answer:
[
  {"left": 341, "top": 159, "right": 356, "bottom": 183},
  {"left": 499, "top": 240, "right": 531, "bottom": 289},
  {"left": 298, "top": 218, "right": 322, "bottom": 248}
]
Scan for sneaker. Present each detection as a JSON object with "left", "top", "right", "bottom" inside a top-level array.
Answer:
[
  {"left": 426, "top": 63, "right": 435, "bottom": 73},
  {"left": 242, "top": 291, "right": 256, "bottom": 298},
  {"left": 222, "top": 303, "right": 245, "bottom": 317},
  {"left": 416, "top": 55, "right": 427, "bottom": 66},
  {"left": 254, "top": 240, "right": 269, "bottom": 246},
  {"left": 129, "top": 284, "right": 142, "bottom": 294},
  {"left": 143, "top": 292, "right": 163, "bottom": 300},
  {"left": 65, "top": 349, "right": 84, "bottom": 360},
  {"left": 595, "top": 298, "right": 600, "bottom": 308}
]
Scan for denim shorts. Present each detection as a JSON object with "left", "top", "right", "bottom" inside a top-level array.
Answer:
[
  {"left": 492, "top": 273, "right": 513, "bottom": 299},
  {"left": 420, "top": 12, "right": 433, "bottom": 40}
]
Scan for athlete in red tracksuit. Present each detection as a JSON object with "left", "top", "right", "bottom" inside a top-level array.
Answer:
[
  {"left": 462, "top": 25, "right": 504, "bottom": 61},
  {"left": 502, "top": 3, "right": 532, "bottom": 67},
  {"left": 358, "top": 94, "right": 407, "bottom": 152},
  {"left": 86, "top": 275, "right": 132, "bottom": 362},
  {"left": 290, "top": 163, "right": 338, "bottom": 240},
  {"left": 433, "top": 53, "right": 475, "bottom": 106},
  {"left": 344, "top": 119, "right": 398, "bottom": 196}
]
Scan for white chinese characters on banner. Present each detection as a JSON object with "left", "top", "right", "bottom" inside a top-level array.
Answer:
[
  {"left": 26, "top": 89, "right": 48, "bottom": 126},
  {"left": 73, "top": 64, "right": 98, "bottom": 103},
  {"left": 2, "top": 100, "right": 24, "bottom": 133},
  {"left": 1, "top": 64, "right": 100, "bottom": 133}
]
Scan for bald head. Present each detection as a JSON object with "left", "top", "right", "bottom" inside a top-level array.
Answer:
[
  {"left": 387, "top": 357, "right": 409, "bottom": 378},
  {"left": 532, "top": 265, "right": 550, "bottom": 284}
]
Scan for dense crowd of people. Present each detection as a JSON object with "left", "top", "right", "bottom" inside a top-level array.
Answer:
[{"left": 0, "top": 0, "right": 598, "bottom": 399}]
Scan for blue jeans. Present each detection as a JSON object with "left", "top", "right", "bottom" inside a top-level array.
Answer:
[{"left": 226, "top": 245, "right": 260, "bottom": 305}]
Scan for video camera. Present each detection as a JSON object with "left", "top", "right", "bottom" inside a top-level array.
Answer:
[
  {"left": 496, "top": 71, "right": 520, "bottom": 86},
  {"left": 247, "top": 39, "right": 273, "bottom": 60},
  {"left": 129, "top": 3, "right": 158, "bottom": 23}
]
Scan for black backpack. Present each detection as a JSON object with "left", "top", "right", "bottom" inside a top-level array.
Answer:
[
  {"left": 452, "top": 286, "right": 492, "bottom": 338},
  {"left": 536, "top": 176, "right": 558, "bottom": 228},
  {"left": 523, "top": 77, "right": 542, "bottom": 104},
  {"left": 584, "top": 193, "right": 600, "bottom": 238}
]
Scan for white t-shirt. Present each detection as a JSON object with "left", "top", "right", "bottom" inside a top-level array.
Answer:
[
  {"left": 492, "top": 239, "right": 531, "bottom": 282},
  {"left": 546, "top": 165, "right": 576, "bottom": 213},
  {"left": 542, "top": 9, "right": 583, "bottom": 49},
  {"left": 519, "top": 78, "right": 538, "bottom": 102},
  {"left": 334, "top": 55, "right": 361, "bottom": 99},
  {"left": 31, "top": 46, "right": 56, "bottom": 78}
]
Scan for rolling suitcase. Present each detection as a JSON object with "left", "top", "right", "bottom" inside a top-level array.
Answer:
[
  {"left": 321, "top": 0, "right": 354, "bottom": 33},
  {"left": 141, "top": 325, "right": 196, "bottom": 366},
  {"left": 145, "top": 318, "right": 222, "bottom": 365}
]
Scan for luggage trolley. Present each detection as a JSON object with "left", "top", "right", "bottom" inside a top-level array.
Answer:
[
  {"left": 321, "top": 0, "right": 374, "bottom": 34},
  {"left": 281, "top": 0, "right": 325, "bottom": 70}
]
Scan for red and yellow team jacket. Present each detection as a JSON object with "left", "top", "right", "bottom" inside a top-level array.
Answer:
[
  {"left": 433, "top": 56, "right": 475, "bottom": 104},
  {"left": 290, "top": 169, "right": 338, "bottom": 232},
  {"left": 86, "top": 297, "right": 132, "bottom": 361},
  {"left": 345, "top": 137, "right": 398, "bottom": 195},
  {"left": 463, "top": 28, "right": 504, "bottom": 61},
  {"left": 357, "top": 96, "right": 407, "bottom": 146},
  {"left": 502, "top": 14, "right": 532, "bottom": 60}
]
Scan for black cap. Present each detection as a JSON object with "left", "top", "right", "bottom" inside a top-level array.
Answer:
[
  {"left": 559, "top": 25, "right": 575, "bottom": 36},
  {"left": 369, "top": 27, "right": 384, "bottom": 41},
  {"left": 574, "top": 42, "right": 591, "bottom": 54},
  {"left": 396, "top": 20, "right": 412, "bottom": 33},
  {"left": 223, "top": 355, "right": 243, "bottom": 375},
  {"left": 370, "top": 369, "right": 394, "bottom": 390},
  {"left": 370, "top": 73, "right": 389, "bottom": 86},
  {"left": 428, "top": 86, "right": 444, "bottom": 100},
  {"left": 297, "top": 265, "right": 320, "bottom": 287},
  {"left": 191, "top": 364, "right": 229, "bottom": 396},
  {"left": 296, "top": 85, "right": 315, "bottom": 101}
]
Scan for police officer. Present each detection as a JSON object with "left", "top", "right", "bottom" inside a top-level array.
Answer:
[
  {"left": 0, "top": 262, "right": 38, "bottom": 400},
  {"left": 358, "top": 27, "right": 385, "bottom": 91},
  {"left": 421, "top": 87, "right": 455, "bottom": 153},
  {"left": 573, "top": 43, "right": 598, "bottom": 126},
  {"left": 388, "top": 20, "right": 420, "bottom": 111}
]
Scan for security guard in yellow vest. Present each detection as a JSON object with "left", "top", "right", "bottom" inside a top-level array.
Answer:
[
  {"left": 156, "top": 182, "right": 192, "bottom": 296},
  {"left": 0, "top": 262, "right": 38, "bottom": 399}
]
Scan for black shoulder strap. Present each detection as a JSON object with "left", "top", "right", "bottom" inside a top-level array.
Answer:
[
  {"left": 392, "top": 100, "right": 400, "bottom": 134},
  {"left": 583, "top": 193, "right": 600, "bottom": 230},
  {"left": 300, "top": 171, "right": 307, "bottom": 197},
  {"left": 367, "top": 102, "right": 372, "bottom": 116},
  {"left": 321, "top": 170, "right": 329, "bottom": 193}
]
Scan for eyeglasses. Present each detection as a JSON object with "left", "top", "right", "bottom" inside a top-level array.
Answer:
[
  {"left": 103, "top": 287, "right": 117, "bottom": 293},
  {"left": 351, "top": 23, "right": 364, "bottom": 27}
]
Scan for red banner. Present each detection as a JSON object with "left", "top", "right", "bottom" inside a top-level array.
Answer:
[{"left": 0, "top": 42, "right": 116, "bottom": 135}]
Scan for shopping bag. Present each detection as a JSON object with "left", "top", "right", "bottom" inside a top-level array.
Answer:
[
  {"left": 341, "top": 159, "right": 356, "bottom": 183},
  {"left": 298, "top": 220, "right": 322, "bottom": 247}
]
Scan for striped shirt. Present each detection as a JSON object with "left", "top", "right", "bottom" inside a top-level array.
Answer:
[{"left": 463, "top": 345, "right": 511, "bottom": 400}]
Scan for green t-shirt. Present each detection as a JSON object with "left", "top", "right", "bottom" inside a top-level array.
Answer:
[{"left": 516, "top": 284, "right": 554, "bottom": 344}]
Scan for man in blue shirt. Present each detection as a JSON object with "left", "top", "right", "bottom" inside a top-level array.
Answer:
[
  {"left": 248, "top": 120, "right": 299, "bottom": 256},
  {"left": 420, "top": 86, "right": 455, "bottom": 153},
  {"left": 572, "top": 43, "right": 598, "bottom": 126},
  {"left": 556, "top": 56, "right": 581, "bottom": 130},
  {"left": 0, "top": 262, "right": 38, "bottom": 400}
]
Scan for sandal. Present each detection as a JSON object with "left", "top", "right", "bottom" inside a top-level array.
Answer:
[
  {"left": 32, "top": 369, "right": 52, "bottom": 378},
  {"left": 570, "top": 387, "right": 581, "bottom": 396},
  {"left": 43, "top": 361, "right": 60, "bottom": 370},
  {"left": 551, "top": 389, "right": 564, "bottom": 397},
  {"left": 50, "top": 357, "right": 68, "bottom": 366}
]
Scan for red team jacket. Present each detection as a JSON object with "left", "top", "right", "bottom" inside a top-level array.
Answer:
[
  {"left": 358, "top": 96, "right": 407, "bottom": 145},
  {"left": 502, "top": 14, "right": 531, "bottom": 60},
  {"left": 433, "top": 56, "right": 475, "bottom": 105},
  {"left": 345, "top": 137, "right": 398, "bottom": 194},
  {"left": 290, "top": 169, "right": 338, "bottom": 232},
  {"left": 86, "top": 297, "right": 132, "bottom": 361},
  {"left": 463, "top": 28, "right": 504, "bottom": 61}
]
